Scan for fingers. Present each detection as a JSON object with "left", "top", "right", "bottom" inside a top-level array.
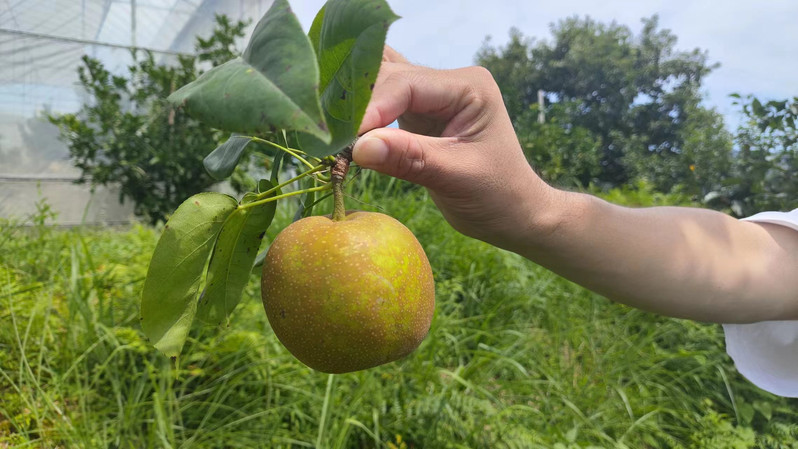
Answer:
[
  {"left": 359, "top": 64, "right": 481, "bottom": 134},
  {"left": 352, "top": 127, "right": 454, "bottom": 189},
  {"left": 382, "top": 45, "right": 408, "bottom": 63}
]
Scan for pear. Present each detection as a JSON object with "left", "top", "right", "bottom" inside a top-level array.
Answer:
[{"left": 261, "top": 211, "right": 435, "bottom": 373}]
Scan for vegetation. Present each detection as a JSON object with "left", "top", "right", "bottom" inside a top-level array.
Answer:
[
  {"left": 48, "top": 16, "right": 250, "bottom": 225},
  {"left": 138, "top": 0, "right": 400, "bottom": 362},
  {"left": 2, "top": 180, "right": 797, "bottom": 448},
  {"left": 710, "top": 95, "right": 798, "bottom": 216},
  {"left": 477, "top": 16, "right": 797, "bottom": 216},
  {"left": 477, "top": 16, "right": 730, "bottom": 194},
  {"left": 4, "top": 1, "right": 796, "bottom": 447}
]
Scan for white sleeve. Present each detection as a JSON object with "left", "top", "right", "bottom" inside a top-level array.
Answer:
[{"left": 723, "top": 208, "right": 798, "bottom": 397}]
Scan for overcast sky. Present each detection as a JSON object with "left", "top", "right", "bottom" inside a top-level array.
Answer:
[{"left": 289, "top": 0, "right": 797, "bottom": 130}]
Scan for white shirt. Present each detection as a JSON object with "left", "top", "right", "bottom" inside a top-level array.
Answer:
[{"left": 723, "top": 208, "right": 798, "bottom": 397}]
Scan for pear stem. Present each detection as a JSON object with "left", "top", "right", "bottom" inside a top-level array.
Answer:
[{"left": 331, "top": 141, "right": 354, "bottom": 221}]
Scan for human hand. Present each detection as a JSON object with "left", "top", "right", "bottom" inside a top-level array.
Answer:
[
  {"left": 354, "top": 48, "right": 558, "bottom": 251},
  {"left": 356, "top": 54, "right": 798, "bottom": 328}
]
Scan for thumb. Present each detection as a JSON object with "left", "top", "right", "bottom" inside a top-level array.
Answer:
[{"left": 353, "top": 128, "right": 451, "bottom": 189}]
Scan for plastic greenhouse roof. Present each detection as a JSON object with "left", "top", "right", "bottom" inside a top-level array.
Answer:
[
  {"left": 0, "top": 0, "right": 270, "bottom": 176},
  {"left": 0, "top": 0, "right": 272, "bottom": 224},
  {"left": 0, "top": 0, "right": 271, "bottom": 111},
  {"left": 2, "top": 0, "right": 235, "bottom": 55}
]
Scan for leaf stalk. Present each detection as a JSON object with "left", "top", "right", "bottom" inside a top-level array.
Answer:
[
  {"left": 255, "top": 164, "right": 327, "bottom": 201},
  {"left": 250, "top": 136, "right": 320, "bottom": 169},
  {"left": 240, "top": 185, "right": 331, "bottom": 211}
]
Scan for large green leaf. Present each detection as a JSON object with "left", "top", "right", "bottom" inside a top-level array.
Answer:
[
  {"left": 168, "top": 0, "right": 329, "bottom": 142},
  {"left": 298, "top": 0, "right": 399, "bottom": 157},
  {"left": 204, "top": 134, "right": 252, "bottom": 180},
  {"left": 141, "top": 192, "right": 238, "bottom": 357},
  {"left": 197, "top": 186, "right": 277, "bottom": 326}
]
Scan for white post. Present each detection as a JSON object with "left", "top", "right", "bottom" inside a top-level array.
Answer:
[{"left": 537, "top": 89, "right": 545, "bottom": 124}]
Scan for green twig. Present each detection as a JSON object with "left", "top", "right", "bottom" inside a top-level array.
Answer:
[
  {"left": 256, "top": 164, "right": 327, "bottom": 201},
  {"left": 240, "top": 185, "right": 331, "bottom": 211},
  {"left": 250, "top": 136, "right": 319, "bottom": 169}
]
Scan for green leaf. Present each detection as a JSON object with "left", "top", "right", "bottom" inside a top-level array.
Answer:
[
  {"left": 141, "top": 193, "right": 238, "bottom": 357},
  {"left": 293, "top": 191, "right": 314, "bottom": 222},
  {"left": 298, "top": 0, "right": 399, "bottom": 157},
  {"left": 252, "top": 246, "right": 270, "bottom": 273},
  {"left": 197, "top": 185, "right": 277, "bottom": 325},
  {"left": 258, "top": 178, "right": 274, "bottom": 194},
  {"left": 293, "top": 176, "right": 319, "bottom": 222},
  {"left": 168, "top": 0, "right": 329, "bottom": 142},
  {"left": 250, "top": 175, "right": 281, "bottom": 273},
  {"left": 204, "top": 134, "right": 252, "bottom": 180},
  {"left": 269, "top": 152, "right": 285, "bottom": 187},
  {"left": 751, "top": 98, "right": 765, "bottom": 117},
  {"left": 737, "top": 402, "right": 755, "bottom": 425},
  {"left": 753, "top": 401, "right": 773, "bottom": 421}
]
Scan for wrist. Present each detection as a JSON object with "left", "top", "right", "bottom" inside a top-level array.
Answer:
[{"left": 513, "top": 185, "right": 596, "bottom": 258}]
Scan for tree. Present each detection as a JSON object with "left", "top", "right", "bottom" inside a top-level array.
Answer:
[
  {"left": 477, "top": 15, "right": 731, "bottom": 193},
  {"left": 706, "top": 95, "right": 798, "bottom": 216},
  {"left": 621, "top": 96, "right": 733, "bottom": 197},
  {"left": 513, "top": 103, "right": 601, "bottom": 188},
  {"left": 49, "top": 16, "right": 249, "bottom": 224}
]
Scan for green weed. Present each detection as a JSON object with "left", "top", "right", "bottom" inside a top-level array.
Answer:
[{"left": 1, "top": 186, "right": 796, "bottom": 448}]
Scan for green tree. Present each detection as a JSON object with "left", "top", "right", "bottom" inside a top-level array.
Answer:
[
  {"left": 621, "top": 96, "right": 733, "bottom": 196},
  {"left": 706, "top": 95, "right": 798, "bottom": 216},
  {"left": 513, "top": 103, "right": 601, "bottom": 188},
  {"left": 49, "top": 16, "right": 249, "bottom": 224},
  {"left": 477, "top": 15, "right": 731, "bottom": 193}
]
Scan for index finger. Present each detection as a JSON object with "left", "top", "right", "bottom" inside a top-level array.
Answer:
[
  {"left": 358, "top": 63, "right": 476, "bottom": 134},
  {"left": 382, "top": 45, "right": 408, "bottom": 63}
]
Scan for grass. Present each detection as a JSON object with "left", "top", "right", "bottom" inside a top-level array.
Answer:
[{"left": 1, "top": 175, "right": 798, "bottom": 448}]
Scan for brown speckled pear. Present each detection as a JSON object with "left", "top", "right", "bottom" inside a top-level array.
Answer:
[{"left": 261, "top": 211, "right": 435, "bottom": 373}]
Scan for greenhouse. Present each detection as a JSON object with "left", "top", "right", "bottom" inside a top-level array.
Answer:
[{"left": 0, "top": 0, "right": 272, "bottom": 225}]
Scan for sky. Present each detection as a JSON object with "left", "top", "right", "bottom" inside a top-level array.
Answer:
[{"left": 289, "top": 0, "right": 797, "bottom": 130}]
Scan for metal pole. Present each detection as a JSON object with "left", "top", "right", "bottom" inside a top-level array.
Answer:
[
  {"left": 0, "top": 29, "right": 193, "bottom": 57},
  {"left": 131, "top": 0, "right": 137, "bottom": 48}
]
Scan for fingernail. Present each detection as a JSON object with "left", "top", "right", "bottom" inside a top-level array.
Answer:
[{"left": 353, "top": 137, "right": 388, "bottom": 167}]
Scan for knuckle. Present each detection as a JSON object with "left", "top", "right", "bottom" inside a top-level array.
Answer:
[
  {"left": 394, "top": 136, "right": 426, "bottom": 180},
  {"left": 469, "top": 66, "right": 501, "bottom": 95},
  {"left": 383, "top": 69, "right": 407, "bottom": 85},
  {"left": 453, "top": 66, "right": 500, "bottom": 104},
  {"left": 468, "top": 65, "right": 495, "bottom": 82}
]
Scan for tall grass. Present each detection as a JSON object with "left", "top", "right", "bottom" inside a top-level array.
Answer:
[{"left": 2, "top": 176, "right": 797, "bottom": 448}]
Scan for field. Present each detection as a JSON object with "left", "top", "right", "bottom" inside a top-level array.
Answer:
[{"left": 2, "top": 174, "right": 797, "bottom": 448}]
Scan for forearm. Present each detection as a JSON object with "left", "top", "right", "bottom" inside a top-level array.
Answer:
[
  {"left": 515, "top": 188, "right": 798, "bottom": 323},
  {"left": 354, "top": 56, "right": 797, "bottom": 323}
]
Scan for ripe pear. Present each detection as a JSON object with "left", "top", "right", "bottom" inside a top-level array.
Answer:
[{"left": 261, "top": 211, "right": 435, "bottom": 373}]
